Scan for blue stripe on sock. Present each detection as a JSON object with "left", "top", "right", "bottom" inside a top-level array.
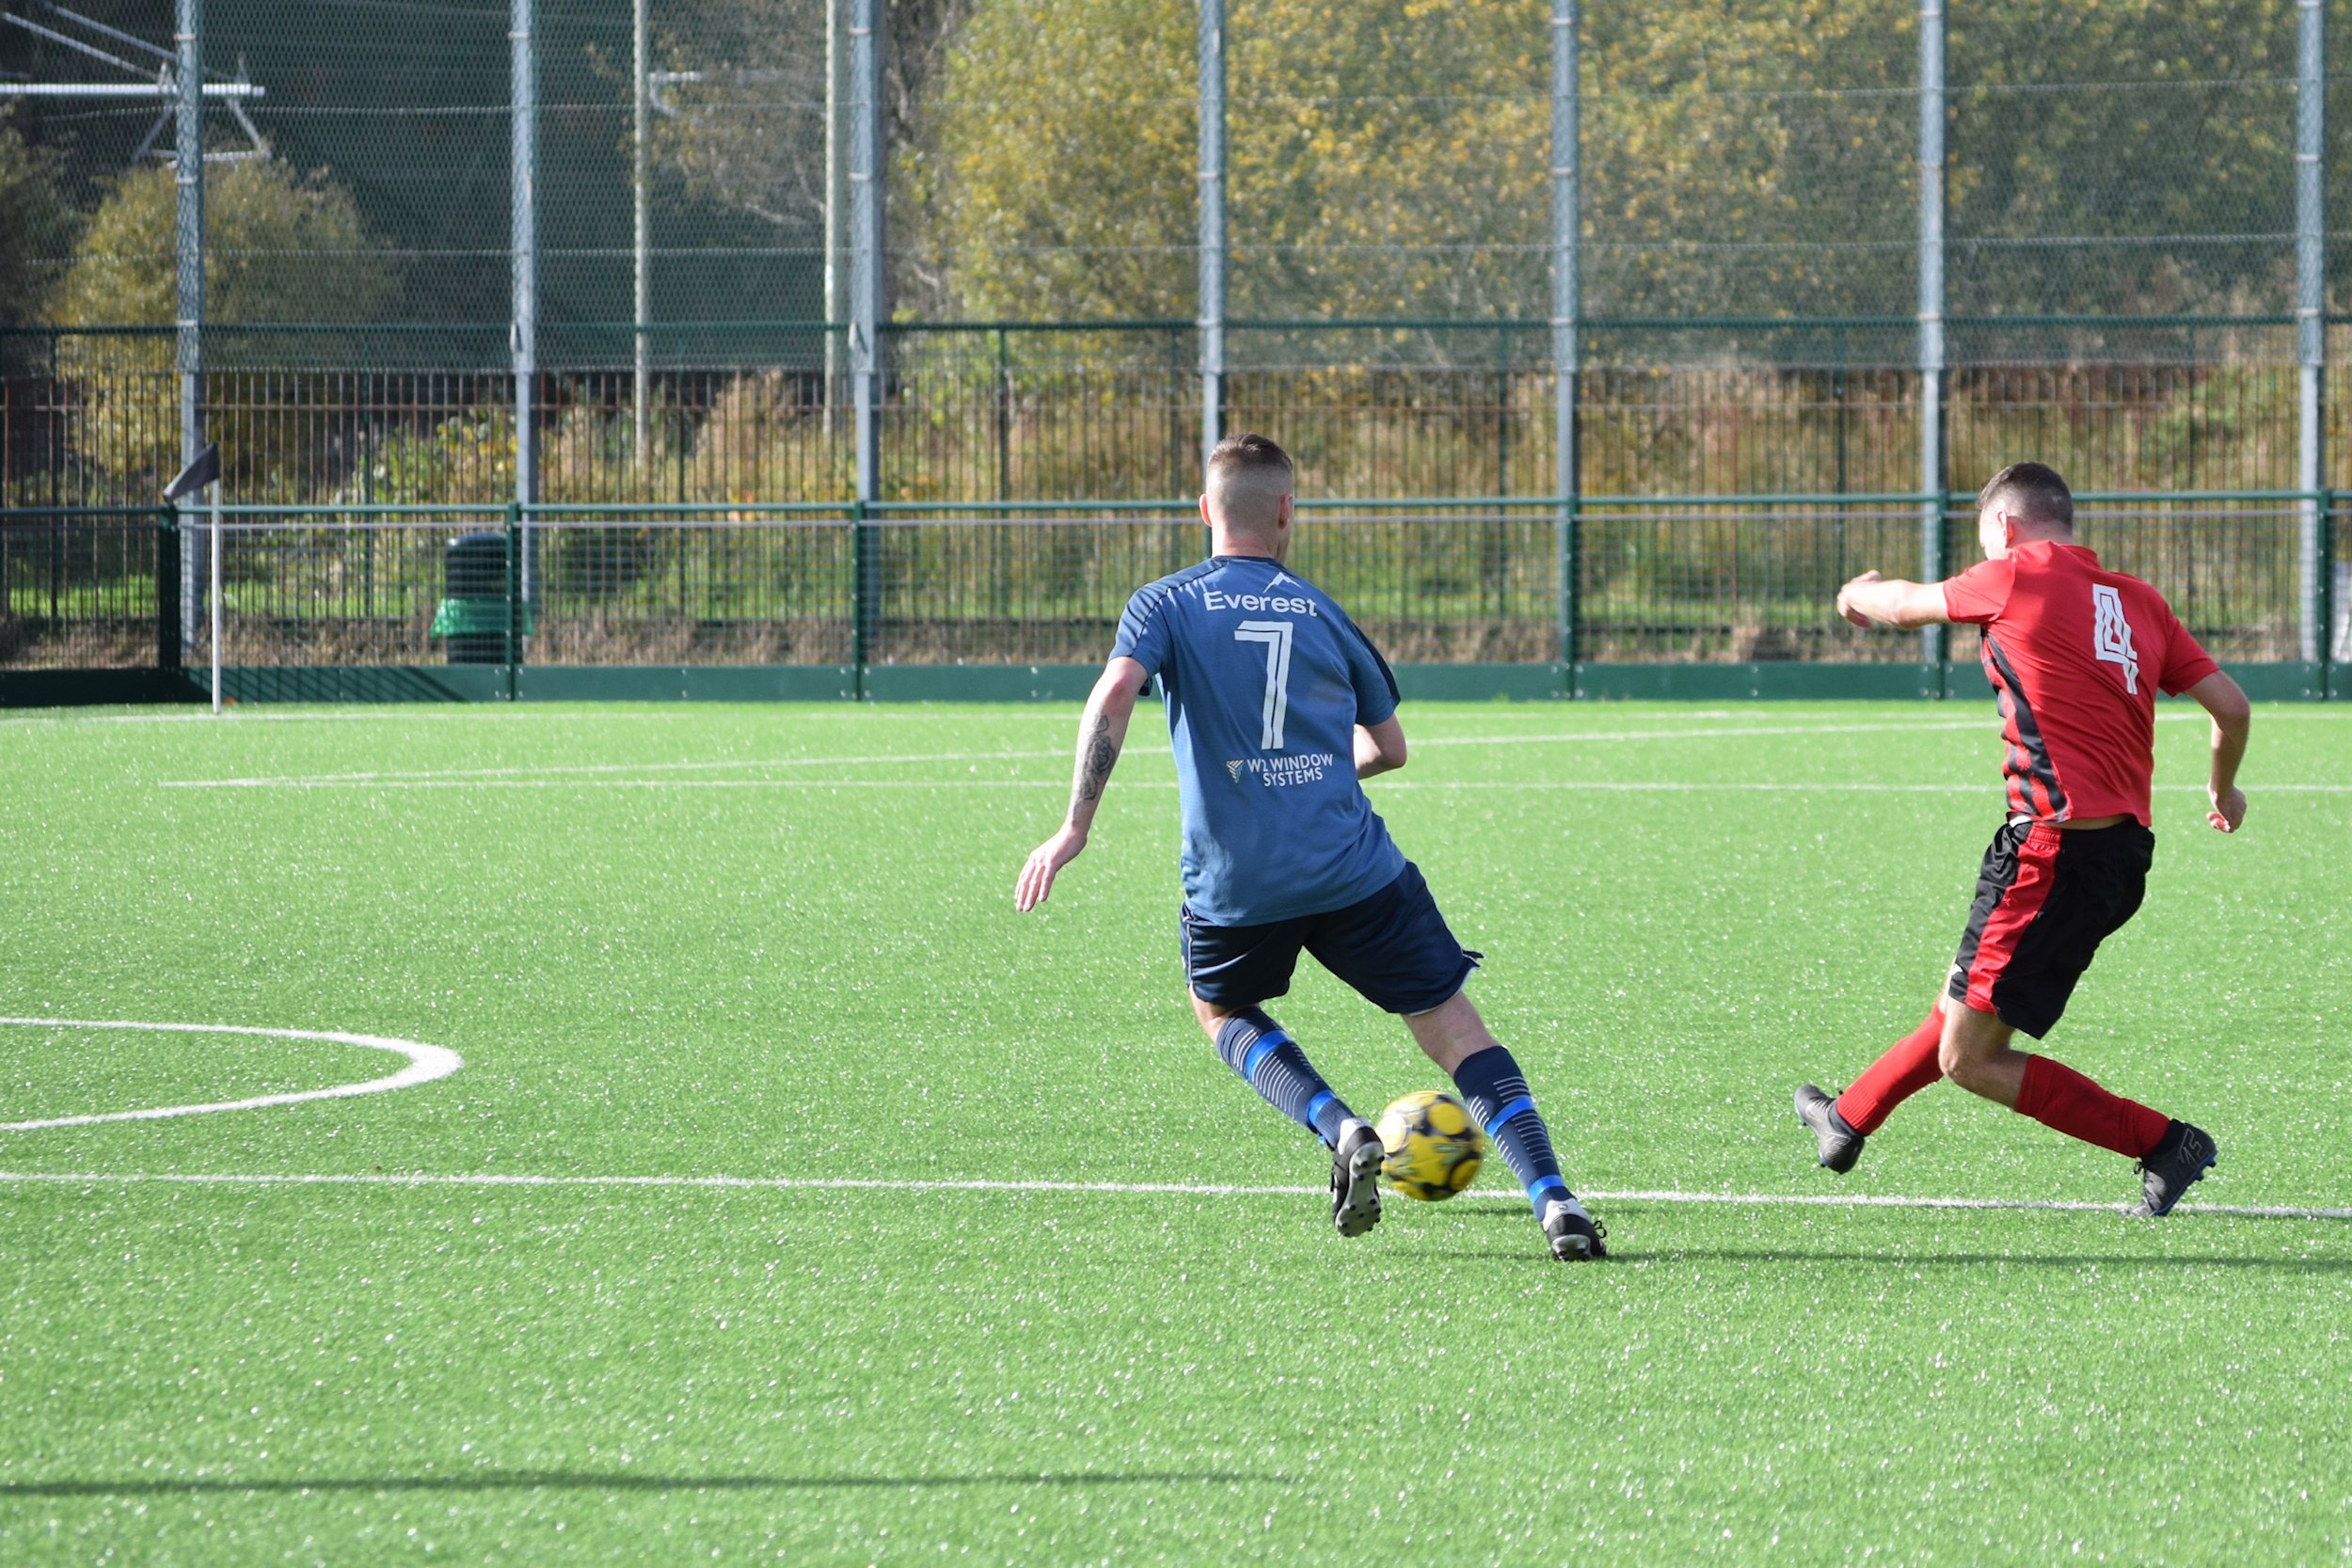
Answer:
[
  {"left": 1306, "top": 1089, "right": 1336, "bottom": 1126},
  {"left": 1482, "top": 1094, "right": 1535, "bottom": 1141},
  {"left": 1526, "top": 1175, "right": 1570, "bottom": 1202},
  {"left": 1241, "top": 1034, "right": 1287, "bottom": 1081}
]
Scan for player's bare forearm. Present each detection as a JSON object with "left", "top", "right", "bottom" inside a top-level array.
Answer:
[
  {"left": 2186, "top": 670, "right": 2250, "bottom": 832},
  {"left": 1836, "top": 570, "right": 1952, "bottom": 630},
  {"left": 1015, "top": 657, "right": 1150, "bottom": 911},
  {"left": 1354, "top": 715, "right": 1407, "bottom": 779},
  {"left": 1066, "top": 689, "right": 1136, "bottom": 830}
]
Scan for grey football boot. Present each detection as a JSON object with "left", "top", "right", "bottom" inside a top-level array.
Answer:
[
  {"left": 1329, "top": 1117, "right": 1384, "bottom": 1238},
  {"left": 2131, "top": 1120, "right": 2217, "bottom": 1217},
  {"left": 1540, "top": 1195, "right": 1608, "bottom": 1260},
  {"left": 1794, "top": 1084, "right": 1865, "bottom": 1175}
]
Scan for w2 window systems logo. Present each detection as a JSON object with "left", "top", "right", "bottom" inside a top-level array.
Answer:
[{"left": 2091, "top": 584, "right": 2139, "bottom": 693}]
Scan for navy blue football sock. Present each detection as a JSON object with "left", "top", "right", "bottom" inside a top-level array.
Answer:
[
  {"left": 1451, "top": 1044, "right": 1572, "bottom": 1214},
  {"left": 1214, "top": 1007, "right": 1354, "bottom": 1147}
]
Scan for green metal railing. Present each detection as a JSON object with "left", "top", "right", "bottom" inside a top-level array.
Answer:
[
  {"left": 4, "top": 490, "right": 2339, "bottom": 699},
  {"left": 18, "top": 321, "right": 2352, "bottom": 514}
]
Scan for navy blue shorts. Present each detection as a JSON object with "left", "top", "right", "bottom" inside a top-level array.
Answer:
[{"left": 1180, "top": 862, "right": 1481, "bottom": 1015}]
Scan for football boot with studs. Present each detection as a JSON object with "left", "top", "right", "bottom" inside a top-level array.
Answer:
[
  {"left": 2131, "top": 1119, "right": 2217, "bottom": 1217},
  {"left": 1794, "top": 1083, "right": 1865, "bottom": 1175},
  {"left": 1540, "top": 1195, "right": 1607, "bottom": 1260},
  {"left": 1329, "top": 1117, "right": 1384, "bottom": 1238}
]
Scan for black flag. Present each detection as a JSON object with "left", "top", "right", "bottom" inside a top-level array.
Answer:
[{"left": 164, "top": 443, "right": 220, "bottom": 501}]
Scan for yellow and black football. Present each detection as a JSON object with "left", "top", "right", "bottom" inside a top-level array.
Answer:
[{"left": 1375, "top": 1090, "right": 1485, "bottom": 1201}]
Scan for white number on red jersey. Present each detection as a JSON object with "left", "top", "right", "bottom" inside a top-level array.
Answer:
[{"left": 2091, "top": 584, "right": 2139, "bottom": 693}]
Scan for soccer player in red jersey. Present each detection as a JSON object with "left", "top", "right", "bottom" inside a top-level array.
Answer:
[{"left": 1792, "top": 461, "right": 2252, "bottom": 1215}]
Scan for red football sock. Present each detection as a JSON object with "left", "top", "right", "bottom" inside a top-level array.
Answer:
[
  {"left": 1834, "top": 1011, "right": 1946, "bottom": 1135},
  {"left": 2013, "top": 1054, "right": 2170, "bottom": 1159}
]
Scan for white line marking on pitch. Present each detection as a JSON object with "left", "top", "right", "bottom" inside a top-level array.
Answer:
[
  {"left": 159, "top": 749, "right": 1140, "bottom": 786},
  {"left": 161, "top": 779, "right": 1156, "bottom": 789},
  {"left": 0, "top": 1169, "right": 2336, "bottom": 1221},
  {"left": 0, "top": 1020, "right": 462, "bottom": 1132},
  {"left": 1372, "top": 782, "right": 2352, "bottom": 793},
  {"left": 151, "top": 777, "right": 2351, "bottom": 793},
  {"left": 157, "top": 712, "right": 2300, "bottom": 790},
  {"left": 1412, "top": 713, "right": 2223, "bottom": 747},
  {"left": 1415, "top": 720, "right": 1998, "bottom": 746},
  {"left": 161, "top": 720, "right": 2006, "bottom": 785},
  {"left": 161, "top": 721, "right": 2002, "bottom": 784}
]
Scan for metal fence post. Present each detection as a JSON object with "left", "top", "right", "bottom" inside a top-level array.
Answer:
[
  {"left": 2320, "top": 490, "right": 2337, "bottom": 699},
  {"left": 849, "top": 0, "right": 880, "bottom": 700},
  {"left": 504, "top": 500, "right": 521, "bottom": 700},
  {"left": 850, "top": 499, "right": 871, "bottom": 696},
  {"left": 995, "top": 325, "right": 1012, "bottom": 503},
  {"left": 1199, "top": 0, "right": 1226, "bottom": 486},
  {"left": 512, "top": 0, "right": 537, "bottom": 596},
  {"left": 156, "top": 504, "right": 182, "bottom": 673},
  {"left": 849, "top": 0, "right": 880, "bottom": 506},
  {"left": 824, "top": 0, "right": 843, "bottom": 436},
  {"left": 1917, "top": 0, "right": 1947, "bottom": 680},
  {"left": 209, "top": 480, "right": 223, "bottom": 714},
  {"left": 2297, "top": 0, "right": 2326, "bottom": 668},
  {"left": 1552, "top": 0, "right": 1579, "bottom": 692},
  {"left": 175, "top": 0, "right": 203, "bottom": 663},
  {"left": 633, "top": 0, "right": 651, "bottom": 478}
]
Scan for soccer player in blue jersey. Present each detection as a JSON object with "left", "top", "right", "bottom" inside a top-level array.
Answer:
[{"left": 1014, "top": 433, "right": 1605, "bottom": 1260}]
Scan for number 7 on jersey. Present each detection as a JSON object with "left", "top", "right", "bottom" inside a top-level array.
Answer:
[{"left": 1234, "top": 620, "right": 1295, "bottom": 750}]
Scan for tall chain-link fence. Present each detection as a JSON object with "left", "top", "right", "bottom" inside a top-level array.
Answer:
[{"left": 3, "top": 0, "right": 2350, "bottom": 673}]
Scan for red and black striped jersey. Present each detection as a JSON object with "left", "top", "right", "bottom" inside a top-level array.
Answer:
[{"left": 1942, "top": 541, "right": 2219, "bottom": 826}]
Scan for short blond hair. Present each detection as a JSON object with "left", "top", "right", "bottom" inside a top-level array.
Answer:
[{"left": 1205, "top": 433, "right": 1294, "bottom": 534}]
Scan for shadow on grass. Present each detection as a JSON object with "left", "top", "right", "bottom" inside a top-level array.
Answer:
[{"left": 0, "top": 1470, "right": 1279, "bottom": 1499}]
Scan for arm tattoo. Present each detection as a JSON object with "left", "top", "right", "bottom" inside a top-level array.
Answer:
[{"left": 1074, "top": 718, "right": 1120, "bottom": 805}]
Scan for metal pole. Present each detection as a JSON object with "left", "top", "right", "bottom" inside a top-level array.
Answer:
[
  {"left": 156, "top": 505, "right": 182, "bottom": 673},
  {"left": 634, "top": 0, "right": 650, "bottom": 478},
  {"left": 2323, "top": 490, "right": 2340, "bottom": 696},
  {"left": 850, "top": 0, "right": 880, "bottom": 692},
  {"left": 995, "top": 325, "right": 1011, "bottom": 502},
  {"left": 512, "top": 0, "right": 536, "bottom": 602},
  {"left": 209, "top": 480, "right": 221, "bottom": 714},
  {"left": 175, "top": 0, "right": 202, "bottom": 662},
  {"left": 1916, "top": 0, "right": 1946, "bottom": 673},
  {"left": 1198, "top": 0, "right": 1225, "bottom": 490},
  {"left": 850, "top": 499, "right": 868, "bottom": 678},
  {"left": 505, "top": 500, "right": 521, "bottom": 699},
  {"left": 825, "top": 0, "right": 842, "bottom": 438},
  {"left": 1551, "top": 0, "right": 1579, "bottom": 685},
  {"left": 2297, "top": 0, "right": 2325, "bottom": 666}
]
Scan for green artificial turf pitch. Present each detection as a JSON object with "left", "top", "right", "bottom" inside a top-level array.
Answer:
[{"left": 0, "top": 698, "right": 2346, "bottom": 1565}]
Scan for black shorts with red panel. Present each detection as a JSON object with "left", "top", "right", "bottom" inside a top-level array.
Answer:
[{"left": 1947, "top": 817, "right": 2153, "bottom": 1039}]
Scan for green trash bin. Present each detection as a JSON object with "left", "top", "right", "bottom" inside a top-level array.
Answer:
[{"left": 430, "top": 531, "right": 530, "bottom": 664}]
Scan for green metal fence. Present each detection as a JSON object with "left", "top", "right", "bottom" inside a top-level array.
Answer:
[
  {"left": 6, "top": 492, "right": 2341, "bottom": 698},
  {"left": 0, "top": 506, "right": 171, "bottom": 670},
  {"left": 25, "top": 323, "right": 2352, "bottom": 515}
]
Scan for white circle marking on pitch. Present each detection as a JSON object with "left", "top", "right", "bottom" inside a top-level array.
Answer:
[{"left": 0, "top": 1018, "right": 463, "bottom": 1132}]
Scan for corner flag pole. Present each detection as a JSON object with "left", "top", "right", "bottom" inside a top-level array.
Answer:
[{"left": 163, "top": 442, "right": 220, "bottom": 711}]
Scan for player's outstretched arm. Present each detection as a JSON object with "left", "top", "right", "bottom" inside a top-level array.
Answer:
[
  {"left": 1836, "top": 569, "right": 1953, "bottom": 630},
  {"left": 2185, "top": 670, "right": 2250, "bottom": 832},
  {"left": 1015, "top": 657, "right": 1151, "bottom": 911}
]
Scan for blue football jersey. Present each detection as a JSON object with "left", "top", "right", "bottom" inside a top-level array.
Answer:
[{"left": 1111, "top": 555, "right": 1406, "bottom": 926}]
